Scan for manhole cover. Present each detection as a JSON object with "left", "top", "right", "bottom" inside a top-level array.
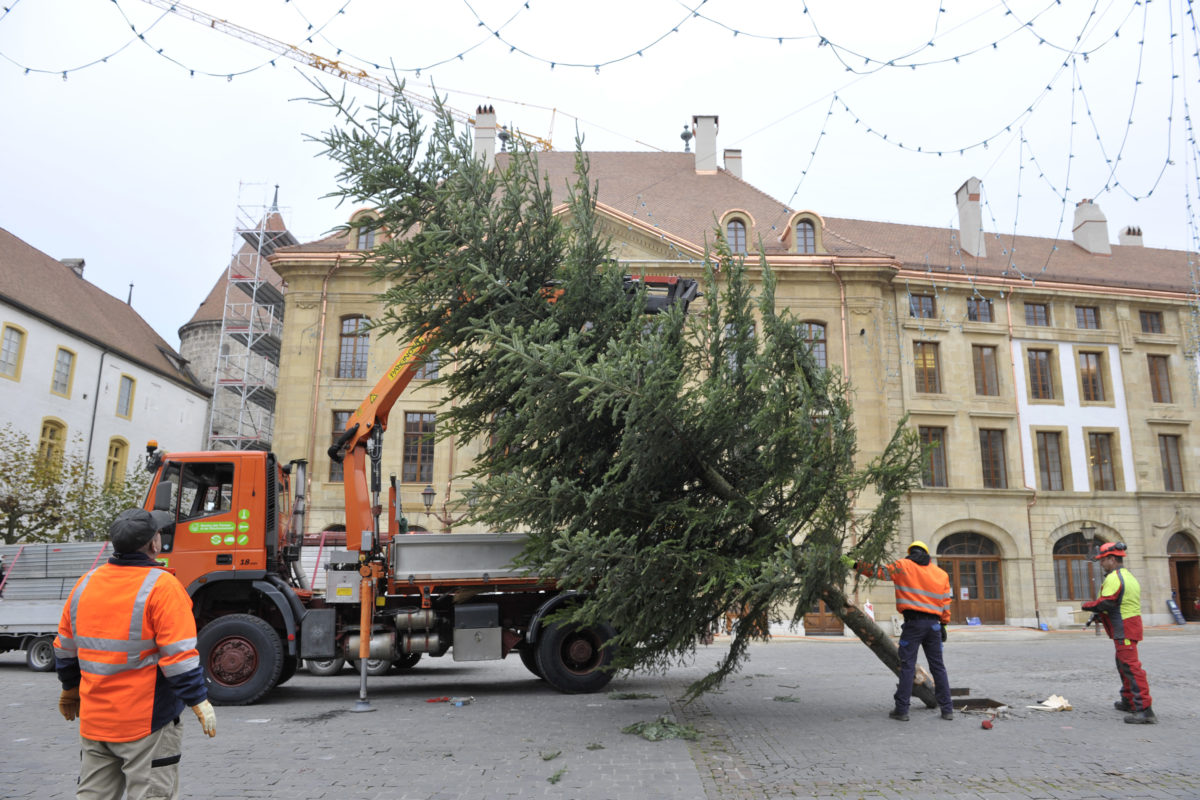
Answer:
[{"left": 953, "top": 698, "right": 1005, "bottom": 711}]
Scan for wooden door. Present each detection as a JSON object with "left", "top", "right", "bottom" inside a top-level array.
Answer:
[
  {"left": 1170, "top": 557, "right": 1200, "bottom": 621},
  {"left": 936, "top": 532, "right": 1005, "bottom": 624},
  {"left": 803, "top": 600, "right": 844, "bottom": 635}
]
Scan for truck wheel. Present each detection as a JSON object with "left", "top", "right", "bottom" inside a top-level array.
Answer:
[
  {"left": 305, "top": 657, "right": 345, "bottom": 676},
  {"left": 350, "top": 657, "right": 393, "bottom": 676},
  {"left": 276, "top": 655, "right": 299, "bottom": 686},
  {"left": 517, "top": 644, "right": 543, "bottom": 679},
  {"left": 25, "top": 636, "right": 55, "bottom": 672},
  {"left": 198, "top": 614, "right": 283, "bottom": 706},
  {"left": 394, "top": 652, "right": 421, "bottom": 670},
  {"left": 534, "top": 621, "right": 615, "bottom": 694}
]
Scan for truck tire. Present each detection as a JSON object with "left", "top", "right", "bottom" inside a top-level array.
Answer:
[
  {"left": 199, "top": 614, "right": 284, "bottom": 706},
  {"left": 25, "top": 636, "right": 55, "bottom": 672},
  {"left": 534, "top": 621, "right": 615, "bottom": 694},
  {"left": 350, "top": 657, "right": 393, "bottom": 676},
  {"left": 394, "top": 652, "right": 421, "bottom": 670},
  {"left": 305, "top": 656, "right": 345, "bottom": 676},
  {"left": 517, "top": 644, "right": 543, "bottom": 679},
  {"left": 277, "top": 655, "right": 299, "bottom": 686}
]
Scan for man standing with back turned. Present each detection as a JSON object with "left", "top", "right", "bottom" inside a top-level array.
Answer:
[
  {"left": 1081, "top": 541, "right": 1156, "bottom": 724},
  {"left": 54, "top": 508, "right": 217, "bottom": 799},
  {"left": 848, "top": 541, "right": 955, "bottom": 721}
]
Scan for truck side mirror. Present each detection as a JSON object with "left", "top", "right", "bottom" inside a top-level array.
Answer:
[{"left": 153, "top": 481, "right": 177, "bottom": 553}]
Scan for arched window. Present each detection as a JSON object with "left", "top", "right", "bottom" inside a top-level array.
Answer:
[
  {"left": 798, "top": 322, "right": 827, "bottom": 369},
  {"left": 1167, "top": 532, "right": 1198, "bottom": 554},
  {"left": 1053, "top": 533, "right": 1100, "bottom": 601},
  {"left": 38, "top": 418, "right": 66, "bottom": 469},
  {"left": 796, "top": 220, "right": 816, "bottom": 254},
  {"left": 337, "top": 316, "right": 370, "bottom": 379},
  {"left": 104, "top": 438, "right": 129, "bottom": 487},
  {"left": 726, "top": 219, "right": 747, "bottom": 254},
  {"left": 357, "top": 226, "right": 375, "bottom": 250}
]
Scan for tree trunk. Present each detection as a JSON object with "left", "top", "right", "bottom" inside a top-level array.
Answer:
[{"left": 820, "top": 585, "right": 938, "bottom": 709}]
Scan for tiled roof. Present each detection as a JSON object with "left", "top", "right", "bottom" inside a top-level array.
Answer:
[
  {"left": 0, "top": 227, "right": 205, "bottom": 393},
  {"left": 277, "top": 149, "right": 1197, "bottom": 295}
]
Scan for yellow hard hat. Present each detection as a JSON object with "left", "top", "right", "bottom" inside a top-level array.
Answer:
[{"left": 908, "top": 541, "right": 930, "bottom": 555}]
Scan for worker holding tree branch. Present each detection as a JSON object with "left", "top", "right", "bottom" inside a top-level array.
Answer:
[
  {"left": 54, "top": 508, "right": 216, "bottom": 799},
  {"left": 846, "top": 541, "right": 955, "bottom": 722}
]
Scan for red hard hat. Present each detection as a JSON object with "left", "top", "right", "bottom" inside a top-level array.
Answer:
[{"left": 1095, "top": 541, "right": 1127, "bottom": 560}]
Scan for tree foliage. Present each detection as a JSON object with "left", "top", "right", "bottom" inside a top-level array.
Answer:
[
  {"left": 0, "top": 424, "right": 149, "bottom": 544},
  {"left": 310, "top": 88, "right": 923, "bottom": 698}
]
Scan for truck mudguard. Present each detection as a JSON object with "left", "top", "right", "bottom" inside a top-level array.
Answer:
[{"left": 525, "top": 590, "right": 581, "bottom": 645}]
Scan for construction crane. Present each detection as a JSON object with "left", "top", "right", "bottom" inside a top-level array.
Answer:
[{"left": 140, "top": 0, "right": 552, "bottom": 150}]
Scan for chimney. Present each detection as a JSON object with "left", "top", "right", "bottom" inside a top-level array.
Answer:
[
  {"left": 61, "top": 258, "right": 85, "bottom": 278},
  {"left": 723, "top": 149, "right": 742, "bottom": 179},
  {"left": 1118, "top": 225, "right": 1144, "bottom": 247},
  {"left": 473, "top": 105, "right": 497, "bottom": 170},
  {"left": 692, "top": 115, "right": 719, "bottom": 173},
  {"left": 954, "top": 177, "right": 985, "bottom": 258},
  {"left": 1073, "top": 199, "right": 1111, "bottom": 255}
]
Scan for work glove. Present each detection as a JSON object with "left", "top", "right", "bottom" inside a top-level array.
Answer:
[
  {"left": 191, "top": 700, "right": 217, "bottom": 738},
  {"left": 939, "top": 625, "right": 948, "bottom": 644},
  {"left": 58, "top": 687, "right": 80, "bottom": 721},
  {"left": 839, "top": 555, "right": 856, "bottom": 569}
]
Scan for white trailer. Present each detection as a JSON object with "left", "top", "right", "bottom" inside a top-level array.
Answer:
[{"left": 0, "top": 542, "right": 111, "bottom": 671}]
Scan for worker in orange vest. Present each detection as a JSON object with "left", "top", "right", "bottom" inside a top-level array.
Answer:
[
  {"left": 54, "top": 508, "right": 216, "bottom": 799},
  {"left": 847, "top": 541, "right": 955, "bottom": 721}
]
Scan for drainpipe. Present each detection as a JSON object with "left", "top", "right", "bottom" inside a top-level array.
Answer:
[
  {"left": 829, "top": 263, "right": 850, "bottom": 377},
  {"left": 307, "top": 255, "right": 344, "bottom": 503},
  {"left": 80, "top": 350, "right": 110, "bottom": 536},
  {"left": 1005, "top": 292, "right": 1043, "bottom": 629}
]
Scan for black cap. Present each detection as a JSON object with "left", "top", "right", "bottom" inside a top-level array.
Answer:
[{"left": 109, "top": 508, "right": 174, "bottom": 554}]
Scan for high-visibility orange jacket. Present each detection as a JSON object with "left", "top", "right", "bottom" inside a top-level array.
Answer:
[
  {"left": 857, "top": 556, "right": 953, "bottom": 624},
  {"left": 54, "top": 552, "right": 207, "bottom": 742}
]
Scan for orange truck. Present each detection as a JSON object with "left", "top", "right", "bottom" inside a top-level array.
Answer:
[{"left": 141, "top": 276, "right": 699, "bottom": 705}]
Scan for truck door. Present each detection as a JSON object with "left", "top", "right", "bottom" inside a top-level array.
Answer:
[{"left": 156, "top": 460, "right": 240, "bottom": 584}]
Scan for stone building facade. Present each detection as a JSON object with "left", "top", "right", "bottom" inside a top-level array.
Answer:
[{"left": 267, "top": 111, "right": 1200, "bottom": 631}]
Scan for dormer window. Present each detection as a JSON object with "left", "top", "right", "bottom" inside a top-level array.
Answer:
[
  {"left": 351, "top": 212, "right": 380, "bottom": 250},
  {"left": 726, "top": 219, "right": 747, "bottom": 254},
  {"left": 357, "top": 226, "right": 375, "bottom": 250},
  {"left": 796, "top": 220, "right": 816, "bottom": 254}
]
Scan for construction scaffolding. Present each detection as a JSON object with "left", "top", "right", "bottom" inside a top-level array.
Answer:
[{"left": 207, "top": 185, "right": 297, "bottom": 450}]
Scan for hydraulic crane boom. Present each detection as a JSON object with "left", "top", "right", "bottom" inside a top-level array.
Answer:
[{"left": 139, "top": 0, "right": 553, "bottom": 150}]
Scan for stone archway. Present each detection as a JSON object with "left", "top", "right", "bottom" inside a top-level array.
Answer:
[{"left": 936, "top": 532, "right": 1005, "bottom": 624}]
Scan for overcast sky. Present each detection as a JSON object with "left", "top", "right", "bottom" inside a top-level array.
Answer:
[{"left": 1, "top": 0, "right": 1192, "bottom": 348}]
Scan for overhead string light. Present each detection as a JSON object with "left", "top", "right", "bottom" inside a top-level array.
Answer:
[{"left": 0, "top": 2, "right": 173, "bottom": 77}]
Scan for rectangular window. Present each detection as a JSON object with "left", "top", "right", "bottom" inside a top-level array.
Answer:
[
  {"left": 979, "top": 429, "right": 1008, "bottom": 489},
  {"left": 1024, "top": 303, "right": 1050, "bottom": 326},
  {"left": 337, "top": 316, "right": 370, "bottom": 380},
  {"left": 415, "top": 350, "right": 440, "bottom": 381},
  {"left": 402, "top": 412, "right": 436, "bottom": 484},
  {"left": 1078, "top": 352, "right": 1105, "bottom": 402},
  {"left": 918, "top": 426, "right": 947, "bottom": 487},
  {"left": 972, "top": 345, "right": 999, "bottom": 396},
  {"left": 51, "top": 348, "right": 75, "bottom": 396},
  {"left": 104, "top": 439, "right": 128, "bottom": 487},
  {"left": 966, "top": 296, "right": 993, "bottom": 323},
  {"left": 38, "top": 419, "right": 66, "bottom": 468},
  {"left": 1027, "top": 349, "right": 1054, "bottom": 400},
  {"left": 1088, "top": 432, "right": 1116, "bottom": 491},
  {"left": 1159, "top": 434, "right": 1184, "bottom": 492},
  {"left": 909, "top": 294, "right": 936, "bottom": 319},
  {"left": 1075, "top": 306, "right": 1100, "bottom": 329},
  {"left": 0, "top": 325, "right": 24, "bottom": 379},
  {"left": 1148, "top": 355, "right": 1172, "bottom": 403},
  {"left": 116, "top": 375, "right": 135, "bottom": 418},
  {"left": 1139, "top": 310, "right": 1164, "bottom": 333},
  {"left": 1036, "top": 431, "right": 1064, "bottom": 491},
  {"left": 913, "top": 342, "right": 941, "bottom": 393},
  {"left": 328, "top": 410, "right": 353, "bottom": 482}
]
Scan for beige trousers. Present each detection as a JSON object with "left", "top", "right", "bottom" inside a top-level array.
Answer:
[{"left": 77, "top": 718, "right": 183, "bottom": 800}]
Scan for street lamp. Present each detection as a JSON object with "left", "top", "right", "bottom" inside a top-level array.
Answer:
[
  {"left": 421, "top": 484, "right": 476, "bottom": 533},
  {"left": 1080, "top": 522, "right": 1101, "bottom": 636}
]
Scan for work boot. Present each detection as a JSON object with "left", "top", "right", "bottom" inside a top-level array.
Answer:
[
  {"left": 888, "top": 710, "right": 909, "bottom": 722},
  {"left": 1114, "top": 699, "right": 1132, "bottom": 712},
  {"left": 1124, "top": 708, "right": 1157, "bottom": 724},
  {"left": 941, "top": 711, "right": 954, "bottom": 720}
]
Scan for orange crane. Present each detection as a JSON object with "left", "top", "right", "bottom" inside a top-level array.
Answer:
[{"left": 139, "top": 0, "right": 553, "bottom": 150}]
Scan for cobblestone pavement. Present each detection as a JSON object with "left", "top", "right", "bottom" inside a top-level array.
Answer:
[{"left": 2, "top": 624, "right": 1196, "bottom": 799}]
